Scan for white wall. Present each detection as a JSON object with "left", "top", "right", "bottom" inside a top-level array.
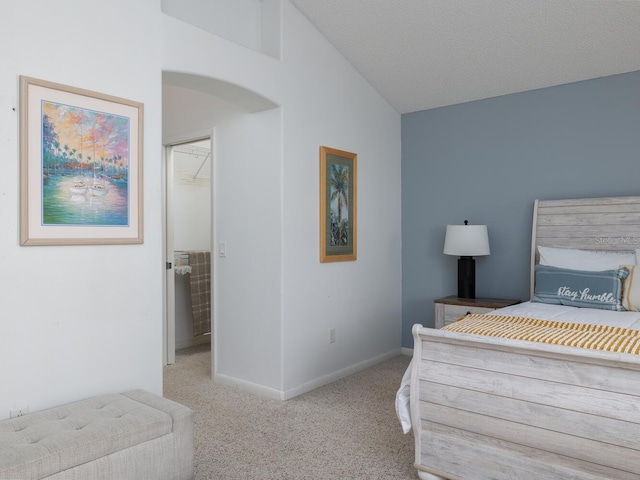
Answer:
[
  {"left": 0, "top": 0, "right": 163, "bottom": 419},
  {"left": 0, "top": 0, "right": 401, "bottom": 419},
  {"left": 162, "top": 0, "right": 262, "bottom": 53},
  {"left": 161, "top": 0, "right": 281, "bottom": 59},
  {"left": 280, "top": 5, "right": 402, "bottom": 394},
  {"left": 163, "top": 2, "right": 402, "bottom": 398}
]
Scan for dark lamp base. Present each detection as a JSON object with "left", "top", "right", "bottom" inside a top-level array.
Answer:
[{"left": 457, "top": 256, "right": 476, "bottom": 299}]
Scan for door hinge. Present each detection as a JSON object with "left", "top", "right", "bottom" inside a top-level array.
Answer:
[{"left": 166, "top": 262, "right": 172, "bottom": 270}]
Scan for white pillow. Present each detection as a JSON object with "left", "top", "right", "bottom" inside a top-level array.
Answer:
[
  {"left": 621, "top": 265, "right": 640, "bottom": 312},
  {"left": 538, "top": 246, "right": 636, "bottom": 271}
]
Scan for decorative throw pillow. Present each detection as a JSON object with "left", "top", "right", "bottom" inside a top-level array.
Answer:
[
  {"left": 538, "top": 246, "right": 636, "bottom": 271},
  {"left": 532, "top": 264, "right": 629, "bottom": 311},
  {"left": 621, "top": 264, "right": 640, "bottom": 312}
]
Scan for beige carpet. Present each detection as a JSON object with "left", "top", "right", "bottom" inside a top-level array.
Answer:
[{"left": 163, "top": 345, "right": 417, "bottom": 479}]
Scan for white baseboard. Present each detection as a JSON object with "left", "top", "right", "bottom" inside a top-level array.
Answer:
[
  {"left": 213, "top": 373, "right": 283, "bottom": 400},
  {"left": 213, "top": 348, "right": 404, "bottom": 401},
  {"left": 401, "top": 347, "right": 413, "bottom": 356},
  {"left": 176, "top": 333, "right": 211, "bottom": 350},
  {"left": 282, "top": 348, "right": 403, "bottom": 400}
]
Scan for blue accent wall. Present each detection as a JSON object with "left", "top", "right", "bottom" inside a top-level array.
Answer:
[{"left": 401, "top": 71, "right": 640, "bottom": 348}]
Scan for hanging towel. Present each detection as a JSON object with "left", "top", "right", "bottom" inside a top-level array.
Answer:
[{"left": 187, "top": 250, "right": 211, "bottom": 337}]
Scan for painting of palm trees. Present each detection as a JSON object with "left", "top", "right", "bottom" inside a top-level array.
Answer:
[
  {"left": 320, "top": 146, "right": 357, "bottom": 262},
  {"left": 20, "top": 76, "right": 143, "bottom": 245}
]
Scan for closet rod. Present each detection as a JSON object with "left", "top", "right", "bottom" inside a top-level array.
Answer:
[{"left": 173, "top": 144, "right": 209, "bottom": 156}]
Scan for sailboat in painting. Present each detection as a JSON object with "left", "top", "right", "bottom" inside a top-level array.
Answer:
[
  {"left": 90, "top": 177, "right": 108, "bottom": 196},
  {"left": 89, "top": 143, "right": 109, "bottom": 197},
  {"left": 69, "top": 180, "right": 88, "bottom": 195},
  {"left": 68, "top": 124, "right": 89, "bottom": 196}
]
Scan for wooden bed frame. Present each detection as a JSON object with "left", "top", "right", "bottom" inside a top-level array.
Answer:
[{"left": 410, "top": 196, "right": 640, "bottom": 480}]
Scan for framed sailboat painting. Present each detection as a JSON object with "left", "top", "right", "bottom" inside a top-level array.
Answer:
[{"left": 19, "top": 76, "right": 144, "bottom": 245}]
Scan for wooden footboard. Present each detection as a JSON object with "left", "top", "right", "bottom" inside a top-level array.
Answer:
[{"left": 410, "top": 324, "right": 640, "bottom": 480}]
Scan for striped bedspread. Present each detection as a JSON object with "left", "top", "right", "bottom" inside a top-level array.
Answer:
[{"left": 443, "top": 314, "right": 640, "bottom": 354}]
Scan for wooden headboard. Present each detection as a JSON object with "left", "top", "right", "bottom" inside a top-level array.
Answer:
[{"left": 530, "top": 196, "right": 640, "bottom": 296}]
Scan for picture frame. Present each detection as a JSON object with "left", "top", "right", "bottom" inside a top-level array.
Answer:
[
  {"left": 319, "top": 146, "right": 357, "bottom": 262},
  {"left": 19, "top": 76, "right": 144, "bottom": 245}
]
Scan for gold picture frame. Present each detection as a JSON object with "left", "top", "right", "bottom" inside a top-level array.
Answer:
[
  {"left": 20, "top": 76, "right": 144, "bottom": 245},
  {"left": 319, "top": 146, "right": 357, "bottom": 262}
]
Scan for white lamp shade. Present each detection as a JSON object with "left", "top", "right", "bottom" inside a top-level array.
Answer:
[{"left": 443, "top": 224, "right": 490, "bottom": 256}]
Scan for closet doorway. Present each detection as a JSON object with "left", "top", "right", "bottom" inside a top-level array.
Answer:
[{"left": 165, "top": 137, "right": 213, "bottom": 365}]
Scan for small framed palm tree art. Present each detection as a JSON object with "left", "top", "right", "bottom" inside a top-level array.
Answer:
[{"left": 319, "top": 146, "right": 357, "bottom": 262}]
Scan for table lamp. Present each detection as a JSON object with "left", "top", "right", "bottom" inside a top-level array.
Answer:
[{"left": 443, "top": 221, "right": 490, "bottom": 299}]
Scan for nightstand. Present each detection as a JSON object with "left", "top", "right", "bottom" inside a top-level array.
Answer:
[{"left": 434, "top": 295, "right": 521, "bottom": 329}]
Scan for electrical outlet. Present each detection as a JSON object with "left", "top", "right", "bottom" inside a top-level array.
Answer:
[
  {"left": 10, "top": 406, "right": 29, "bottom": 418},
  {"left": 329, "top": 327, "right": 336, "bottom": 344}
]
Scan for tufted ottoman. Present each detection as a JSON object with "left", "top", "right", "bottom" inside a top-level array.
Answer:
[{"left": 0, "top": 390, "right": 194, "bottom": 480}]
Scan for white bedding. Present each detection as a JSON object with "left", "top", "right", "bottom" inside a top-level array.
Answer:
[
  {"left": 492, "top": 301, "right": 640, "bottom": 329},
  {"left": 395, "top": 301, "right": 640, "bottom": 434}
]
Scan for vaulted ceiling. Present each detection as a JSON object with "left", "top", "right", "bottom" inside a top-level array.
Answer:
[{"left": 290, "top": 0, "right": 640, "bottom": 113}]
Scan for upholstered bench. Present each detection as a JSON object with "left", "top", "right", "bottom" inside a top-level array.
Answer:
[{"left": 0, "top": 390, "right": 194, "bottom": 480}]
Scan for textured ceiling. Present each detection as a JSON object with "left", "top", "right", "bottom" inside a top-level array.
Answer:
[{"left": 290, "top": 0, "right": 640, "bottom": 114}]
